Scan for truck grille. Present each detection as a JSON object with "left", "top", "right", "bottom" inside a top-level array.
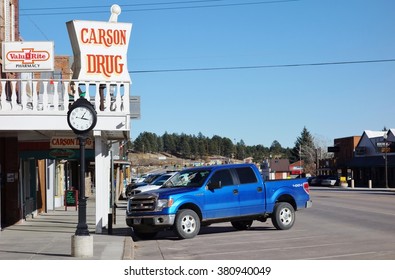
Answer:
[{"left": 129, "top": 194, "right": 157, "bottom": 212}]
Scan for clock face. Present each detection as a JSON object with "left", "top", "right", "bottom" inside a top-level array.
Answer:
[{"left": 68, "top": 106, "right": 95, "bottom": 132}]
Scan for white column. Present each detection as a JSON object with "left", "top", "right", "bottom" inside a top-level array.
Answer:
[
  {"left": 94, "top": 132, "right": 110, "bottom": 233},
  {"left": 46, "top": 159, "right": 55, "bottom": 211}
]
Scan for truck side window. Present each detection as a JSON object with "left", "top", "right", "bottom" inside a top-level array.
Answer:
[
  {"left": 235, "top": 167, "right": 258, "bottom": 184},
  {"left": 210, "top": 169, "right": 234, "bottom": 187}
]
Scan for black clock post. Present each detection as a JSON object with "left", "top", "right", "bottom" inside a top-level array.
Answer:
[
  {"left": 67, "top": 96, "right": 97, "bottom": 257},
  {"left": 75, "top": 134, "right": 89, "bottom": 236}
]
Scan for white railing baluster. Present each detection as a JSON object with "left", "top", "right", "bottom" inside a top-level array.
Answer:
[
  {"left": 115, "top": 83, "right": 122, "bottom": 112},
  {"left": 0, "top": 81, "right": 9, "bottom": 111},
  {"left": 32, "top": 81, "right": 38, "bottom": 111},
  {"left": 53, "top": 81, "right": 59, "bottom": 111},
  {"left": 63, "top": 81, "right": 70, "bottom": 111},
  {"left": 20, "top": 81, "right": 28, "bottom": 110},
  {"left": 11, "top": 81, "right": 18, "bottom": 110},
  {"left": 105, "top": 82, "right": 111, "bottom": 112},
  {"left": 42, "top": 81, "right": 48, "bottom": 111},
  {"left": 95, "top": 82, "right": 101, "bottom": 112},
  {"left": 73, "top": 82, "right": 80, "bottom": 101}
]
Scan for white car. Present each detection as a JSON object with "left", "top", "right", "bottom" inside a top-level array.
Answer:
[{"left": 129, "top": 172, "right": 177, "bottom": 195}]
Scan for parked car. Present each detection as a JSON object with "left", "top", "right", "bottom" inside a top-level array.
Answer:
[
  {"left": 128, "top": 172, "right": 178, "bottom": 195},
  {"left": 321, "top": 176, "right": 339, "bottom": 187},
  {"left": 133, "top": 173, "right": 151, "bottom": 184},
  {"left": 125, "top": 173, "right": 164, "bottom": 198},
  {"left": 307, "top": 176, "right": 315, "bottom": 185},
  {"left": 309, "top": 175, "right": 331, "bottom": 186}
]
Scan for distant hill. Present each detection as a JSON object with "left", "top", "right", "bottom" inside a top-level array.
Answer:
[{"left": 127, "top": 152, "right": 244, "bottom": 175}]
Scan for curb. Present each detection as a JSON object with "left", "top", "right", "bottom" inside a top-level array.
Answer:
[{"left": 122, "top": 236, "right": 134, "bottom": 260}]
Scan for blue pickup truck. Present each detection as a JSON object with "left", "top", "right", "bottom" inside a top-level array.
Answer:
[{"left": 126, "top": 163, "right": 312, "bottom": 239}]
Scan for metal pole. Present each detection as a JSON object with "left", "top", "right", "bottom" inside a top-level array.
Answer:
[
  {"left": 385, "top": 140, "right": 388, "bottom": 188},
  {"left": 75, "top": 134, "right": 89, "bottom": 236}
]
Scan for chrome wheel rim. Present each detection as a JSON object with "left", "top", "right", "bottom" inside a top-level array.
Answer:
[
  {"left": 181, "top": 214, "right": 196, "bottom": 234},
  {"left": 279, "top": 207, "right": 293, "bottom": 226}
]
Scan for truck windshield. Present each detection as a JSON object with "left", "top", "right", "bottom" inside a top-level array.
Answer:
[{"left": 163, "top": 169, "right": 211, "bottom": 188}]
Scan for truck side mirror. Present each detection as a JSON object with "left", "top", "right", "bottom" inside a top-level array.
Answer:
[{"left": 208, "top": 180, "right": 222, "bottom": 190}]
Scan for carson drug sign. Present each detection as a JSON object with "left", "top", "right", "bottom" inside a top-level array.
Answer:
[{"left": 66, "top": 20, "right": 132, "bottom": 82}]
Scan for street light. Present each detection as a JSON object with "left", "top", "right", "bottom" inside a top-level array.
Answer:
[{"left": 383, "top": 132, "right": 389, "bottom": 188}]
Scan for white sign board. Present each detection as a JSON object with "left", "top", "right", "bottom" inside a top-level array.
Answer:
[
  {"left": 2, "top": 41, "right": 54, "bottom": 72},
  {"left": 66, "top": 20, "right": 132, "bottom": 82}
]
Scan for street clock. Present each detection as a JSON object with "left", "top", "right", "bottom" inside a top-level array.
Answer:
[{"left": 67, "top": 97, "right": 97, "bottom": 134}]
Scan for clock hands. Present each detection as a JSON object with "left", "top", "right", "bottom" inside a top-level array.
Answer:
[
  {"left": 76, "top": 111, "right": 90, "bottom": 121},
  {"left": 80, "top": 112, "right": 89, "bottom": 120}
]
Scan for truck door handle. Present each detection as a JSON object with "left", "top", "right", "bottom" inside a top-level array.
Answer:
[
  {"left": 233, "top": 189, "right": 238, "bottom": 195},
  {"left": 257, "top": 187, "right": 263, "bottom": 192}
]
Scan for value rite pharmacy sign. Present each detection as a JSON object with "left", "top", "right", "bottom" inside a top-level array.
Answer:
[
  {"left": 2, "top": 41, "right": 54, "bottom": 72},
  {"left": 66, "top": 20, "right": 132, "bottom": 82}
]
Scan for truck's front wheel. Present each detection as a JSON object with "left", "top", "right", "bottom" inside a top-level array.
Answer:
[
  {"left": 174, "top": 209, "right": 200, "bottom": 239},
  {"left": 271, "top": 202, "right": 295, "bottom": 230}
]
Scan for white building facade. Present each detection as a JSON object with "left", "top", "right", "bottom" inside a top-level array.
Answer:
[{"left": 0, "top": 2, "right": 139, "bottom": 232}]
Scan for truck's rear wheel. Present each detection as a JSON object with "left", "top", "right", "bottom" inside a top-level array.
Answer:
[
  {"left": 271, "top": 202, "right": 295, "bottom": 230},
  {"left": 231, "top": 220, "right": 253, "bottom": 230},
  {"left": 174, "top": 209, "right": 200, "bottom": 239}
]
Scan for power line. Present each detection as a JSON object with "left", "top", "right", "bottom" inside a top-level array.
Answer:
[
  {"left": 129, "top": 58, "right": 395, "bottom": 74},
  {"left": 19, "top": 0, "right": 300, "bottom": 16},
  {"left": 24, "top": 16, "right": 50, "bottom": 40},
  {"left": 20, "top": 0, "right": 225, "bottom": 11}
]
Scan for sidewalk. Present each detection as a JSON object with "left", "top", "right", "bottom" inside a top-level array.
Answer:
[{"left": 0, "top": 195, "right": 134, "bottom": 260}]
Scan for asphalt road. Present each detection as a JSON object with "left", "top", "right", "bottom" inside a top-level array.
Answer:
[{"left": 132, "top": 187, "right": 395, "bottom": 260}]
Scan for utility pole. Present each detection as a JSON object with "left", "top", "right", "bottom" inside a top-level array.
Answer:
[{"left": 383, "top": 132, "right": 389, "bottom": 188}]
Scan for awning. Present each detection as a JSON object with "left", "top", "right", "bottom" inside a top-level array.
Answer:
[{"left": 347, "top": 155, "right": 395, "bottom": 168}]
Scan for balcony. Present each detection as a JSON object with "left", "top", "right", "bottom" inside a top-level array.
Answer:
[{"left": 0, "top": 78, "right": 138, "bottom": 140}]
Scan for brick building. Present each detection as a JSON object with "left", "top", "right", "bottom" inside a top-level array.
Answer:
[{"left": 330, "top": 131, "right": 394, "bottom": 188}]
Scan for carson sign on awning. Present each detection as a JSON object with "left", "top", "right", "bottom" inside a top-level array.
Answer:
[
  {"left": 66, "top": 20, "right": 132, "bottom": 82},
  {"left": 2, "top": 41, "right": 54, "bottom": 72},
  {"left": 50, "top": 136, "right": 94, "bottom": 149}
]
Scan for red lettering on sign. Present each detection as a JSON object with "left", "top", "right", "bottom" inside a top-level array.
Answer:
[
  {"left": 6, "top": 48, "right": 50, "bottom": 64},
  {"left": 80, "top": 28, "right": 126, "bottom": 47},
  {"left": 87, "top": 54, "right": 124, "bottom": 77}
]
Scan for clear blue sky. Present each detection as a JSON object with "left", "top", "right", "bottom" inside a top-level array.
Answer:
[{"left": 19, "top": 0, "right": 395, "bottom": 148}]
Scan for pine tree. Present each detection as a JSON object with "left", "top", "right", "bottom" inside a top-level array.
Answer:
[{"left": 291, "top": 127, "right": 316, "bottom": 168}]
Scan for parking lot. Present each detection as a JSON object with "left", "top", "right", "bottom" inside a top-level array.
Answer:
[{"left": 132, "top": 187, "right": 395, "bottom": 260}]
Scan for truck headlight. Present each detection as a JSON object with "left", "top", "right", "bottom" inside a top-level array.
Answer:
[{"left": 156, "top": 198, "right": 173, "bottom": 211}]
